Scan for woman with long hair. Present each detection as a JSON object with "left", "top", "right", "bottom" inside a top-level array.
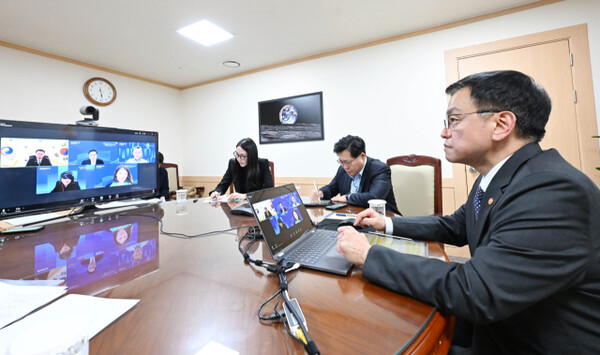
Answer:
[
  {"left": 51, "top": 171, "right": 81, "bottom": 192},
  {"left": 110, "top": 165, "right": 133, "bottom": 186},
  {"left": 210, "top": 138, "right": 273, "bottom": 201}
]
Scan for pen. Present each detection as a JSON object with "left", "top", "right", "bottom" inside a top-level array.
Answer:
[{"left": 313, "top": 181, "right": 320, "bottom": 202}]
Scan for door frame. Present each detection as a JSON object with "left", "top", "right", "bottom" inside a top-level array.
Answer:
[{"left": 444, "top": 23, "right": 599, "bottom": 207}]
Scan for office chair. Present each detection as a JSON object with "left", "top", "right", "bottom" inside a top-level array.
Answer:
[
  {"left": 386, "top": 155, "right": 442, "bottom": 216},
  {"left": 229, "top": 160, "right": 275, "bottom": 193},
  {"left": 162, "top": 163, "right": 204, "bottom": 199}
]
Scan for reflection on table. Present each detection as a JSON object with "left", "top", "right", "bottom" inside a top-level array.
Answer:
[
  {"left": 0, "top": 200, "right": 453, "bottom": 354},
  {"left": 0, "top": 205, "right": 161, "bottom": 296}
]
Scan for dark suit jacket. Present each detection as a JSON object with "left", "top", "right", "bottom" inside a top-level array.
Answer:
[
  {"left": 320, "top": 156, "right": 400, "bottom": 215},
  {"left": 25, "top": 155, "right": 51, "bottom": 166},
  {"left": 82, "top": 158, "right": 105, "bottom": 165},
  {"left": 51, "top": 180, "right": 81, "bottom": 192},
  {"left": 157, "top": 167, "right": 169, "bottom": 200},
  {"left": 362, "top": 143, "right": 600, "bottom": 353},
  {"left": 210, "top": 158, "right": 273, "bottom": 195}
]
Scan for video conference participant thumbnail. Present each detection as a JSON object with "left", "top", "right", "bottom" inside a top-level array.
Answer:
[
  {"left": 26, "top": 149, "right": 52, "bottom": 167},
  {"left": 82, "top": 149, "right": 105, "bottom": 165},
  {"left": 51, "top": 171, "right": 81, "bottom": 192},
  {"left": 109, "top": 165, "right": 134, "bottom": 187}
]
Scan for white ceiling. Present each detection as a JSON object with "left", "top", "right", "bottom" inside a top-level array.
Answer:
[{"left": 0, "top": 0, "right": 542, "bottom": 88}]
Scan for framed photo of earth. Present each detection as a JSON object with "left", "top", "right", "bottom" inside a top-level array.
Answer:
[{"left": 258, "top": 91, "right": 324, "bottom": 144}]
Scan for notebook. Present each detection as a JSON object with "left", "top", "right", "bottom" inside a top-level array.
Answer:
[{"left": 247, "top": 184, "right": 353, "bottom": 275}]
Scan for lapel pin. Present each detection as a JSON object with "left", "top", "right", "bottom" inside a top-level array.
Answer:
[{"left": 488, "top": 198, "right": 494, "bottom": 205}]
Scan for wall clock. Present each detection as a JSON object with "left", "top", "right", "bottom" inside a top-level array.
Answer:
[{"left": 83, "top": 77, "right": 117, "bottom": 106}]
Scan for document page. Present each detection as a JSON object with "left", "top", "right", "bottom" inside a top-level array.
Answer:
[
  {"left": 0, "top": 280, "right": 67, "bottom": 329},
  {"left": 0, "top": 294, "right": 139, "bottom": 353},
  {"left": 364, "top": 233, "right": 429, "bottom": 257}
]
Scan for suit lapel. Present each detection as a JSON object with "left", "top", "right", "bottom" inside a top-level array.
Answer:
[
  {"left": 358, "top": 157, "right": 371, "bottom": 192},
  {"left": 470, "top": 143, "right": 543, "bottom": 248}
]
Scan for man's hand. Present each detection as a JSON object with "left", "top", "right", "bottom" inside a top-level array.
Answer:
[
  {"left": 310, "top": 189, "right": 323, "bottom": 202},
  {"left": 331, "top": 195, "right": 348, "bottom": 203},
  {"left": 355, "top": 208, "right": 386, "bottom": 231},
  {"left": 210, "top": 191, "right": 221, "bottom": 200},
  {"left": 336, "top": 226, "right": 371, "bottom": 266}
]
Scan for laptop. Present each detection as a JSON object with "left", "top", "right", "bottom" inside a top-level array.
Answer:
[{"left": 247, "top": 184, "right": 353, "bottom": 275}]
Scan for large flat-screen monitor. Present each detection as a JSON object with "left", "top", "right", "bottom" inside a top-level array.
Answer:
[{"left": 0, "top": 119, "right": 159, "bottom": 218}]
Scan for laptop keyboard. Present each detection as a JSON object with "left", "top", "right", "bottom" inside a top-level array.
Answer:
[{"left": 287, "top": 229, "right": 337, "bottom": 264}]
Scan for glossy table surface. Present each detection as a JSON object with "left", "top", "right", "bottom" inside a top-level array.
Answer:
[{"left": 0, "top": 200, "right": 453, "bottom": 354}]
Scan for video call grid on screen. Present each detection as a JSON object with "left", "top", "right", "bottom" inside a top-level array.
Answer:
[
  {"left": 253, "top": 190, "right": 304, "bottom": 237},
  {"left": 0, "top": 120, "right": 158, "bottom": 214}
]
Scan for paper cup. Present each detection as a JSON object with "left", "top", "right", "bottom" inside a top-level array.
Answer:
[
  {"left": 368, "top": 199, "right": 386, "bottom": 216},
  {"left": 176, "top": 189, "right": 187, "bottom": 202}
]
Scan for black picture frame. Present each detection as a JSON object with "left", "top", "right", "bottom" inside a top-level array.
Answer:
[{"left": 258, "top": 91, "right": 324, "bottom": 144}]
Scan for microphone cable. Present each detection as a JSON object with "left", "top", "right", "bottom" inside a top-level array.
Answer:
[
  {"left": 237, "top": 230, "right": 320, "bottom": 354},
  {"left": 277, "top": 269, "right": 320, "bottom": 355},
  {"left": 101, "top": 210, "right": 255, "bottom": 239}
]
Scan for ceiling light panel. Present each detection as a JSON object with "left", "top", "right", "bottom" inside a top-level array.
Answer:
[{"left": 177, "top": 19, "right": 234, "bottom": 46}]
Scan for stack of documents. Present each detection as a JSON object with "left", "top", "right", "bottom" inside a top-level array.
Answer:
[{"left": 0, "top": 280, "right": 139, "bottom": 353}]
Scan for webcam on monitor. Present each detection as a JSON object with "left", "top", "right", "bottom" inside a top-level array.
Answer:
[{"left": 77, "top": 106, "right": 99, "bottom": 126}]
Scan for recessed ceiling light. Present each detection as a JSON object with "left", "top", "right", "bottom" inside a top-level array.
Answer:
[
  {"left": 177, "top": 19, "right": 234, "bottom": 47},
  {"left": 222, "top": 61, "right": 240, "bottom": 68}
]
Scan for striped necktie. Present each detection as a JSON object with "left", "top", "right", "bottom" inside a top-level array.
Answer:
[{"left": 474, "top": 187, "right": 484, "bottom": 219}]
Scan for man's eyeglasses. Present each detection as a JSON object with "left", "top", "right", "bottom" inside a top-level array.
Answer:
[
  {"left": 337, "top": 158, "right": 356, "bottom": 166},
  {"left": 444, "top": 111, "right": 500, "bottom": 130},
  {"left": 233, "top": 151, "right": 247, "bottom": 160}
]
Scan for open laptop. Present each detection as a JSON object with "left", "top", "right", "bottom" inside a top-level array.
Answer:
[{"left": 247, "top": 184, "right": 353, "bottom": 275}]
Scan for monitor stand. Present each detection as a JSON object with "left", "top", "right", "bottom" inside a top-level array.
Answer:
[{"left": 95, "top": 198, "right": 161, "bottom": 210}]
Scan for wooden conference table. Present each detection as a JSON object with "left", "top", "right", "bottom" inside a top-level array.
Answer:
[{"left": 0, "top": 200, "right": 454, "bottom": 354}]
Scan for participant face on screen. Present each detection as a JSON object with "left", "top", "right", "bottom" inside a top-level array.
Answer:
[
  {"left": 59, "top": 244, "right": 72, "bottom": 258},
  {"left": 293, "top": 210, "right": 300, "bottom": 221},
  {"left": 133, "top": 246, "right": 142, "bottom": 262},
  {"left": 60, "top": 177, "right": 72, "bottom": 187},
  {"left": 132, "top": 147, "right": 143, "bottom": 161},
  {"left": 235, "top": 146, "right": 248, "bottom": 168},
  {"left": 115, "top": 229, "right": 129, "bottom": 245},
  {"left": 116, "top": 168, "right": 129, "bottom": 183},
  {"left": 88, "top": 150, "right": 98, "bottom": 161},
  {"left": 35, "top": 150, "right": 45, "bottom": 160}
]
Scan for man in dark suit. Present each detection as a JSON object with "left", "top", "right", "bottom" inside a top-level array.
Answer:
[
  {"left": 336, "top": 70, "right": 600, "bottom": 353},
  {"left": 82, "top": 149, "right": 105, "bottom": 165},
  {"left": 156, "top": 152, "right": 170, "bottom": 201},
  {"left": 25, "top": 149, "right": 52, "bottom": 166},
  {"left": 311, "top": 135, "right": 400, "bottom": 215}
]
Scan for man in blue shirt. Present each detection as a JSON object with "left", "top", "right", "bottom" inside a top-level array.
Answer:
[{"left": 311, "top": 135, "right": 400, "bottom": 215}]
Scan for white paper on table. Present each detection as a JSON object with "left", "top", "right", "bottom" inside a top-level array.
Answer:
[
  {"left": 0, "top": 294, "right": 139, "bottom": 354},
  {"left": 0, "top": 280, "right": 67, "bottom": 329},
  {"left": 202, "top": 195, "right": 243, "bottom": 203},
  {"left": 196, "top": 341, "right": 239, "bottom": 355}
]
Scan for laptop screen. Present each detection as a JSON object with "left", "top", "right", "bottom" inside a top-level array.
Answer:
[{"left": 248, "top": 184, "right": 314, "bottom": 255}]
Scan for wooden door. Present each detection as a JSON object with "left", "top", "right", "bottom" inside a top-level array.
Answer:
[{"left": 446, "top": 24, "right": 599, "bottom": 198}]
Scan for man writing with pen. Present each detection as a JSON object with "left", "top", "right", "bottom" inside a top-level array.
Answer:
[{"left": 310, "top": 135, "right": 401, "bottom": 215}]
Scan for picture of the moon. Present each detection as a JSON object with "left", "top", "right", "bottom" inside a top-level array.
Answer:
[
  {"left": 279, "top": 104, "right": 298, "bottom": 124},
  {"left": 259, "top": 92, "right": 324, "bottom": 144}
]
